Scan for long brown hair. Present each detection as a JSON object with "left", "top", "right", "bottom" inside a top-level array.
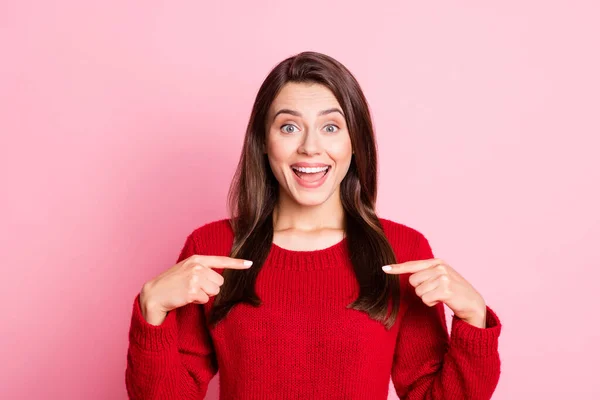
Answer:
[{"left": 209, "top": 51, "right": 400, "bottom": 329}]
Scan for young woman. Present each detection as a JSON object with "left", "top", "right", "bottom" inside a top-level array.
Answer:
[{"left": 125, "top": 51, "right": 501, "bottom": 400}]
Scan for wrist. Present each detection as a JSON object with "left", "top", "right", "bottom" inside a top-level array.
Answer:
[
  {"left": 460, "top": 307, "right": 487, "bottom": 328},
  {"left": 139, "top": 284, "right": 167, "bottom": 326}
]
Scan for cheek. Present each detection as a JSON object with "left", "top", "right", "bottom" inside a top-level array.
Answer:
[
  {"left": 328, "top": 137, "right": 353, "bottom": 163},
  {"left": 266, "top": 135, "right": 295, "bottom": 172},
  {"left": 266, "top": 140, "right": 285, "bottom": 163},
  {"left": 267, "top": 131, "right": 299, "bottom": 160}
]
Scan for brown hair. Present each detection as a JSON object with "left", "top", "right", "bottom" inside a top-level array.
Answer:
[{"left": 209, "top": 51, "right": 400, "bottom": 329}]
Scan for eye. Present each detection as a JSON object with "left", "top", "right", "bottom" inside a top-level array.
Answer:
[
  {"left": 324, "top": 124, "right": 339, "bottom": 133},
  {"left": 281, "top": 124, "right": 299, "bottom": 134}
]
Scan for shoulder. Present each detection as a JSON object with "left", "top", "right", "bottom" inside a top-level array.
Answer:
[
  {"left": 378, "top": 217, "right": 433, "bottom": 261},
  {"left": 187, "top": 218, "right": 235, "bottom": 256},
  {"left": 378, "top": 217, "right": 427, "bottom": 243},
  {"left": 190, "top": 218, "right": 233, "bottom": 237}
]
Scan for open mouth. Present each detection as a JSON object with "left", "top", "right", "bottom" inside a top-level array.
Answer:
[{"left": 291, "top": 165, "right": 331, "bottom": 183}]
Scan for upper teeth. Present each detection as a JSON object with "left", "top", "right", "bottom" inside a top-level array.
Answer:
[{"left": 292, "top": 166, "right": 329, "bottom": 173}]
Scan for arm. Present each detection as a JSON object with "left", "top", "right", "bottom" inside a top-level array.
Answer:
[
  {"left": 125, "top": 234, "right": 218, "bottom": 400},
  {"left": 391, "top": 233, "right": 501, "bottom": 399}
]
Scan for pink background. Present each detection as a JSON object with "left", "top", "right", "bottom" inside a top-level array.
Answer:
[{"left": 1, "top": 1, "right": 598, "bottom": 399}]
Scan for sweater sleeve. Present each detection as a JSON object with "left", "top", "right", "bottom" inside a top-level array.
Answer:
[
  {"left": 125, "top": 233, "right": 218, "bottom": 400},
  {"left": 391, "top": 232, "right": 502, "bottom": 400}
]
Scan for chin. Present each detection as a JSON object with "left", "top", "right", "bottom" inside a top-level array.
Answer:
[
  {"left": 290, "top": 189, "right": 335, "bottom": 207},
  {"left": 295, "top": 198, "right": 327, "bottom": 207}
]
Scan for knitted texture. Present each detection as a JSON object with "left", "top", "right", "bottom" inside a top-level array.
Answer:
[{"left": 125, "top": 218, "right": 501, "bottom": 399}]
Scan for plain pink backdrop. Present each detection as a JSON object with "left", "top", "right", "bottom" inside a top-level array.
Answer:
[{"left": 1, "top": 1, "right": 598, "bottom": 399}]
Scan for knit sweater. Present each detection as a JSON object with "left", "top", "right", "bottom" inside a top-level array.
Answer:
[{"left": 125, "top": 218, "right": 502, "bottom": 400}]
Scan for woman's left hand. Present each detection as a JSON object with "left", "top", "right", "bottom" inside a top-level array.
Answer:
[{"left": 382, "top": 258, "right": 488, "bottom": 328}]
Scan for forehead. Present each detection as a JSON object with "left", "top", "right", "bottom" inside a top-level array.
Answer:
[{"left": 269, "top": 82, "right": 341, "bottom": 116}]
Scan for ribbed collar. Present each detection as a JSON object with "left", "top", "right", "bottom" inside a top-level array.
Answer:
[{"left": 266, "top": 237, "right": 349, "bottom": 271}]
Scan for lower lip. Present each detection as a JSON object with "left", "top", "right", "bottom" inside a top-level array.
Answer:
[{"left": 292, "top": 167, "right": 331, "bottom": 189}]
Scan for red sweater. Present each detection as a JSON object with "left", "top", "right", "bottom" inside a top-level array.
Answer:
[{"left": 126, "top": 218, "right": 501, "bottom": 399}]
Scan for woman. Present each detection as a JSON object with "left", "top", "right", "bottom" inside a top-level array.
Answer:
[{"left": 125, "top": 51, "right": 501, "bottom": 400}]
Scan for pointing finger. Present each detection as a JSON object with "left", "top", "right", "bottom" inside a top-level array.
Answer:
[
  {"left": 193, "top": 255, "right": 253, "bottom": 269},
  {"left": 382, "top": 258, "right": 445, "bottom": 275}
]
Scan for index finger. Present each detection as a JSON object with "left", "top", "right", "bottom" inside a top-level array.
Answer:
[
  {"left": 194, "top": 255, "right": 253, "bottom": 269},
  {"left": 381, "top": 258, "right": 443, "bottom": 275}
]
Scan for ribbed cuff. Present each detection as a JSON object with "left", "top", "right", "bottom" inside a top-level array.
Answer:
[
  {"left": 129, "top": 294, "right": 178, "bottom": 352},
  {"left": 450, "top": 305, "right": 501, "bottom": 357}
]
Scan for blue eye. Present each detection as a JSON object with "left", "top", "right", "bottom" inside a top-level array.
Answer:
[
  {"left": 281, "top": 124, "right": 299, "bottom": 134},
  {"left": 324, "top": 124, "right": 339, "bottom": 133}
]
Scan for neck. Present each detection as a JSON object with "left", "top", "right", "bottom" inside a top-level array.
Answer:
[{"left": 273, "top": 190, "right": 345, "bottom": 233}]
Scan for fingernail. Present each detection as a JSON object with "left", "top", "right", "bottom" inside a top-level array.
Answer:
[
  {"left": 382, "top": 265, "right": 392, "bottom": 271},
  {"left": 243, "top": 260, "right": 253, "bottom": 266}
]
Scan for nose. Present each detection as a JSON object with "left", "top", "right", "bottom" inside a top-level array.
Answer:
[{"left": 297, "top": 128, "right": 322, "bottom": 156}]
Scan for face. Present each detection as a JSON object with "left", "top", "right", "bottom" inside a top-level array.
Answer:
[{"left": 265, "top": 82, "right": 353, "bottom": 207}]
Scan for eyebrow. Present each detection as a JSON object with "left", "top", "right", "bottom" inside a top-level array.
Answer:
[{"left": 272, "top": 107, "right": 345, "bottom": 121}]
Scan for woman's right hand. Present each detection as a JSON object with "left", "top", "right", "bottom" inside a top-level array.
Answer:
[{"left": 139, "top": 255, "right": 253, "bottom": 325}]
